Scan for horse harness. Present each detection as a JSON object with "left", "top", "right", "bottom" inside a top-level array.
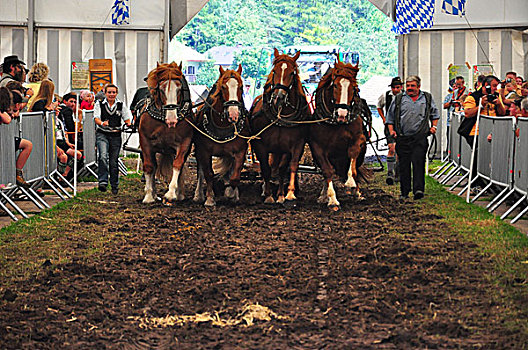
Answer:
[
  {"left": 260, "top": 69, "right": 310, "bottom": 126},
  {"left": 314, "top": 79, "right": 363, "bottom": 125},
  {"left": 199, "top": 76, "right": 249, "bottom": 142},
  {"left": 137, "top": 74, "right": 193, "bottom": 123}
]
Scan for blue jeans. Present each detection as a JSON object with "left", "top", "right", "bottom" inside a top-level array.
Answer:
[{"left": 96, "top": 131, "right": 122, "bottom": 189}]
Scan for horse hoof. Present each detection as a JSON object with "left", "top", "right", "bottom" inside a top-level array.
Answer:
[
  {"left": 328, "top": 204, "right": 341, "bottom": 212},
  {"left": 193, "top": 195, "right": 204, "bottom": 203},
  {"left": 142, "top": 196, "right": 156, "bottom": 204},
  {"left": 204, "top": 198, "right": 216, "bottom": 207},
  {"left": 277, "top": 195, "right": 285, "bottom": 204},
  {"left": 264, "top": 196, "right": 275, "bottom": 204}
]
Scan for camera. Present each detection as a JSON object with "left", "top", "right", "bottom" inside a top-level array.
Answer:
[
  {"left": 487, "top": 93, "right": 498, "bottom": 103},
  {"left": 506, "top": 78, "right": 513, "bottom": 83}
]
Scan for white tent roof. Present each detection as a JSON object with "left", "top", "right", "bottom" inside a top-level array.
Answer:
[{"left": 366, "top": 0, "right": 528, "bottom": 30}]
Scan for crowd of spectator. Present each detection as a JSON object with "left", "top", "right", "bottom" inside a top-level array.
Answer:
[
  {"left": 0, "top": 54, "right": 89, "bottom": 190},
  {"left": 0, "top": 53, "right": 134, "bottom": 198}
]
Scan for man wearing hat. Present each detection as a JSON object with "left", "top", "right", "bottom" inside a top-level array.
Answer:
[
  {"left": 377, "top": 76, "right": 403, "bottom": 185},
  {"left": 0, "top": 55, "right": 26, "bottom": 87}
]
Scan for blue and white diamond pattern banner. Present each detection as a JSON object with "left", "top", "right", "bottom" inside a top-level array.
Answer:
[
  {"left": 442, "top": 0, "right": 466, "bottom": 16},
  {"left": 392, "top": 0, "right": 436, "bottom": 35},
  {"left": 111, "top": 0, "right": 130, "bottom": 25}
]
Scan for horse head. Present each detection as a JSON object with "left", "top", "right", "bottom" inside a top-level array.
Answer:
[
  {"left": 211, "top": 65, "right": 244, "bottom": 124},
  {"left": 147, "top": 62, "right": 188, "bottom": 128},
  {"left": 326, "top": 59, "right": 360, "bottom": 123},
  {"left": 265, "top": 48, "right": 302, "bottom": 111}
]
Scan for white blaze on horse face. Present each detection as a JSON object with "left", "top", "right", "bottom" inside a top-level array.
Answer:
[
  {"left": 226, "top": 77, "right": 240, "bottom": 123},
  {"left": 162, "top": 80, "right": 181, "bottom": 128},
  {"left": 337, "top": 78, "right": 350, "bottom": 119},
  {"left": 280, "top": 63, "right": 288, "bottom": 86}
]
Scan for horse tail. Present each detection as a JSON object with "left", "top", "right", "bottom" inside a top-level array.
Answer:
[
  {"left": 212, "top": 156, "right": 233, "bottom": 182},
  {"left": 156, "top": 153, "right": 175, "bottom": 183}
]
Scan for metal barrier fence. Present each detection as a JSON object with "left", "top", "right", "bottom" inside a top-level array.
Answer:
[
  {"left": 0, "top": 122, "right": 17, "bottom": 186},
  {"left": 501, "top": 117, "right": 528, "bottom": 223},
  {"left": 83, "top": 110, "right": 97, "bottom": 167},
  {"left": 45, "top": 111, "right": 57, "bottom": 177},
  {"left": 1, "top": 108, "right": 131, "bottom": 221},
  {"left": 433, "top": 112, "right": 528, "bottom": 223},
  {"left": 514, "top": 117, "right": 528, "bottom": 196},
  {"left": 0, "top": 122, "right": 29, "bottom": 221},
  {"left": 20, "top": 112, "right": 46, "bottom": 183}
]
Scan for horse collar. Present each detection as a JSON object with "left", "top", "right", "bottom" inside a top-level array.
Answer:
[
  {"left": 202, "top": 109, "right": 247, "bottom": 142},
  {"left": 141, "top": 97, "right": 190, "bottom": 123}
]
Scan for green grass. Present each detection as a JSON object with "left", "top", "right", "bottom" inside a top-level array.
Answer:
[
  {"left": 422, "top": 177, "right": 528, "bottom": 280},
  {"left": 421, "top": 176, "right": 528, "bottom": 338},
  {"left": 0, "top": 180, "right": 131, "bottom": 286}
]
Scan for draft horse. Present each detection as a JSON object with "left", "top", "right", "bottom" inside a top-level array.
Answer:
[
  {"left": 192, "top": 65, "right": 250, "bottom": 207},
  {"left": 309, "top": 59, "right": 367, "bottom": 211},
  {"left": 138, "top": 62, "right": 194, "bottom": 204},
  {"left": 250, "top": 48, "right": 311, "bottom": 205}
]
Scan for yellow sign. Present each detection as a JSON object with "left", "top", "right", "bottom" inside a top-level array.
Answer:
[{"left": 71, "top": 61, "right": 90, "bottom": 90}]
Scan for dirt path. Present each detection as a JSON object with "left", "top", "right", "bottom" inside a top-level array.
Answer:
[{"left": 0, "top": 173, "right": 525, "bottom": 349}]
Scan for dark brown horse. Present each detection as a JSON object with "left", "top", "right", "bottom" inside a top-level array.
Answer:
[
  {"left": 138, "top": 62, "right": 194, "bottom": 204},
  {"left": 192, "top": 65, "right": 250, "bottom": 207},
  {"left": 309, "top": 59, "right": 367, "bottom": 211},
  {"left": 250, "top": 48, "right": 311, "bottom": 205}
]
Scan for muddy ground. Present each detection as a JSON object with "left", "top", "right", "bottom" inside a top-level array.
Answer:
[{"left": 0, "top": 171, "right": 526, "bottom": 349}]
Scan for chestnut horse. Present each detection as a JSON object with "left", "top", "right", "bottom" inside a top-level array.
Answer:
[
  {"left": 250, "top": 49, "right": 311, "bottom": 205},
  {"left": 309, "top": 59, "right": 367, "bottom": 211},
  {"left": 192, "top": 65, "right": 250, "bottom": 207},
  {"left": 138, "top": 62, "right": 194, "bottom": 204}
]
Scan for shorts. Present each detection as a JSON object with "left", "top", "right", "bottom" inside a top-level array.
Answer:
[
  {"left": 14, "top": 137, "right": 21, "bottom": 150},
  {"left": 384, "top": 125, "right": 396, "bottom": 144},
  {"left": 57, "top": 139, "right": 70, "bottom": 153}
]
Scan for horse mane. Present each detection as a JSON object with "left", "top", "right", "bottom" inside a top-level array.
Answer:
[
  {"left": 331, "top": 61, "right": 360, "bottom": 86},
  {"left": 208, "top": 69, "right": 243, "bottom": 104},
  {"left": 319, "top": 61, "right": 359, "bottom": 89},
  {"left": 146, "top": 62, "right": 184, "bottom": 106},
  {"left": 265, "top": 54, "right": 306, "bottom": 98}
]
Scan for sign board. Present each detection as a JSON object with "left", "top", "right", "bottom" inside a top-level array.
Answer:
[
  {"left": 448, "top": 64, "right": 470, "bottom": 85},
  {"left": 71, "top": 61, "right": 90, "bottom": 90},
  {"left": 473, "top": 65, "right": 494, "bottom": 87},
  {"left": 89, "top": 59, "right": 113, "bottom": 94}
]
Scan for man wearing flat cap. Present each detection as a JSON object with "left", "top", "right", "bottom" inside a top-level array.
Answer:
[
  {"left": 0, "top": 55, "right": 26, "bottom": 87},
  {"left": 377, "top": 76, "right": 403, "bottom": 185}
]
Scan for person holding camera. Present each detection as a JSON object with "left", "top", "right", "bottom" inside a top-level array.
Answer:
[
  {"left": 463, "top": 75, "right": 505, "bottom": 122},
  {"left": 459, "top": 75, "right": 506, "bottom": 188}
]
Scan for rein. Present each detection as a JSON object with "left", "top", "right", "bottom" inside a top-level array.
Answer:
[{"left": 314, "top": 75, "right": 361, "bottom": 125}]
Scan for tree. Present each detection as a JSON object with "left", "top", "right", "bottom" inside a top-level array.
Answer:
[
  {"left": 196, "top": 60, "right": 219, "bottom": 87},
  {"left": 176, "top": 0, "right": 398, "bottom": 84},
  {"left": 232, "top": 48, "right": 272, "bottom": 81}
]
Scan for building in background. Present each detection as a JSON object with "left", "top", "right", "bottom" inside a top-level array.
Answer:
[
  {"left": 0, "top": 0, "right": 208, "bottom": 103},
  {"left": 168, "top": 41, "right": 208, "bottom": 83}
]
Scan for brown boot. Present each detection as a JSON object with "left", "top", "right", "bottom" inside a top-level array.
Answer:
[{"left": 16, "top": 169, "right": 30, "bottom": 188}]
